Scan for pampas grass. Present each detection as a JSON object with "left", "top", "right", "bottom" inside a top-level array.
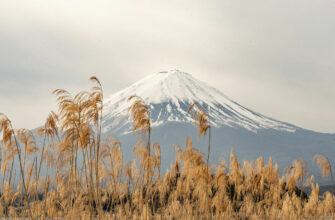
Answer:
[
  {"left": 313, "top": 154, "right": 333, "bottom": 182},
  {"left": 0, "top": 76, "right": 335, "bottom": 219},
  {"left": 188, "top": 103, "right": 211, "bottom": 169}
]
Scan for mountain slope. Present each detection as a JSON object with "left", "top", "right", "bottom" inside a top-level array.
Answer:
[
  {"left": 102, "top": 69, "right": 335, "bottom": 184},
  {"left": 103, "top": 69, "right": 297, "bottom": 134}
]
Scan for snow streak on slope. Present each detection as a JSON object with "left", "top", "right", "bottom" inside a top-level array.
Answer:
[{"left": 102, "top": 70, "right": 297, "bottom": 134}]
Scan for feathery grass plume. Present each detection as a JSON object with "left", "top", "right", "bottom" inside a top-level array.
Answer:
[
  {"left": 36, "top": 111, "right": 59, "bottom": 208},
  {"left": 0, "top": 113, "right": 29, "bottom": 212},
  {"left": 128, "top": 95, "right": 151, "bottom": 139},
  {"left": 16, "top": 128, "right": 39, "bottom": 202},
  {"left": 101, "top": 136, "right": 123, "bottom": 191},
  {"left": 128, "top": 96, "right": 152, "bottom": 180},
  {"left": 0, "top": 114, "right": 17, "bottom": 185},
  {"left": 293, "top": 159, "right": 307, "bottom": 196},
  {"left": 37, "top": 111, "right": 59, "bottom": 179},
  {"left": 313, "top": 154, "right": 333, "bottom": 183},
  {"left": 187, "top": 103, "right": 211, "bottom": 168},
  {"left": 53, "top": 87, "right": 94, "bottom": 214},
  {"left": 284, "top": 159, "right": 307, "bottom": 199},
  {"left": 177, "top": 137, "right": 212, "bottom": 216},
  {"left": 128, "top": 95, "right": 157, "bottom": 218}
]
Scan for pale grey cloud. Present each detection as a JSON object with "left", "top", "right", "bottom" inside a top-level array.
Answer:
[{"left": 0, "top": 0, "right": 334, "bottom": 132}]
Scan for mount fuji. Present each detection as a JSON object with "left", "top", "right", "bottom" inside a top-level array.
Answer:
[{"left": 102, "top": 70, "right": 335, "bottom": 183}]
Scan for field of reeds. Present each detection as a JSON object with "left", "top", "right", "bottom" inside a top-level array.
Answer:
[{"left": 0, "top": 76, "right": 334, "bottom": 219}]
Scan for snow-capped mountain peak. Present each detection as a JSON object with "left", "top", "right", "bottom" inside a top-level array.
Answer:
[
  {"left": 102, "top": 70, "right": 297, "bottom": 134},
  {"left": 105, "top": 69, "right": 221, "bottom": 104}
]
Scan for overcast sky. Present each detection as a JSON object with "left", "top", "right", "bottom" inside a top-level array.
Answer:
[{"left": 0, "top": 0, "right": 334, "bottom": 133}]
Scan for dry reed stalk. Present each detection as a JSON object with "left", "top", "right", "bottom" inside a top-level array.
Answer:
[
  {"left": 0, "top": 114, "right": 30, "bottom": 214},
  {"left": 128, "top": 95, "right": 152, "bottom": 184},
  {"left": 187, "top": 103, "right": 211, "bottom": 169},
  {"left": 88, "top": 76, "right": 104, "bottom": 214}
]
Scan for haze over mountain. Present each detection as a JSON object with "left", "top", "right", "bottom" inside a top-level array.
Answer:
[{"left": 102, "top": 70, "right": 335, "bottom": 183}]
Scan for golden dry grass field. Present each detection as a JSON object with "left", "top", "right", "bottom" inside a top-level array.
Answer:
[{"left": 0, "top": 77, "right": 334, "bottom": 219}]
